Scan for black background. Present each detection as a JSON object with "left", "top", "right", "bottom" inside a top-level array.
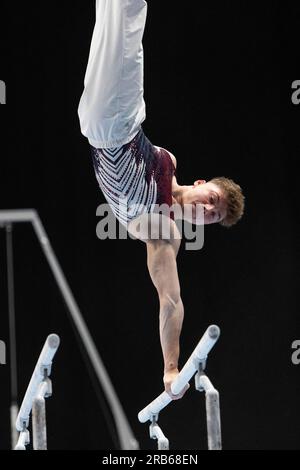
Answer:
[{"left": 0, "top": 1, "right": 299, "bottom": 451}]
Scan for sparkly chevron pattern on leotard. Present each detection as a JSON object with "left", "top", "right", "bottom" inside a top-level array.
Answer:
[{"left": 90, "top": 129, "right": 176, "bottom": 226}]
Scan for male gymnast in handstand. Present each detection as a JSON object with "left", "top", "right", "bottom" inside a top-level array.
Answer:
[{"left": 78, "top": 0, "right": 244, "bottom": 401}]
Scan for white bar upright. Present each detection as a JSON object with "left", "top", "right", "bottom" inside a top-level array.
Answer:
[
  {"left": 150, "top": 418, "right": 169, "bottom": 450},
  {"left": 195, "top": 365, "right": 222, "bottom": 450}
]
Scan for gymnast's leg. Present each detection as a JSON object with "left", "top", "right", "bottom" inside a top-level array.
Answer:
[{"left": 78, "top": 0, "right": 148, "bottom": 149}]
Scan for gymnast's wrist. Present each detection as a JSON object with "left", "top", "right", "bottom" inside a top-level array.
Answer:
[{"left": 164, "top": 364, "right": 179, "bottom": 374}]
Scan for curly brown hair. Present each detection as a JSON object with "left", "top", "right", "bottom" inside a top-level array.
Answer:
[{"left": 210, "top": 177, "right": 245, "bottom": 227}]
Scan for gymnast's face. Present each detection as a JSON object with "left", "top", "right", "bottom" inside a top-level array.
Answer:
[{"left": 182, "top": 180, "right": 227, "bottom": 225}]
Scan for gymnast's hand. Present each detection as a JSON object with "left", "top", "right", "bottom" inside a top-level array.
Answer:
[{"left": 163, "top": 369, "right": 190, "bottom": 400}]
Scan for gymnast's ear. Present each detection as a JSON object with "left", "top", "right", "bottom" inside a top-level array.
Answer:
[{"left": 193, "top": 179, "right": 206, "bottom": 187}]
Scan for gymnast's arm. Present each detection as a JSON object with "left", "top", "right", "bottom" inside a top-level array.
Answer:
[{"left": 146, "top": 235, "right": 189, "bottom": 400}]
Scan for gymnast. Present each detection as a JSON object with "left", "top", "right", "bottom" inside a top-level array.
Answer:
[{"left": 78, "top": 0, "right": 245, "bottom": 400}]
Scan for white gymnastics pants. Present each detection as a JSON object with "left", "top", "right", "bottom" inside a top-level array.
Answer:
[{"left": 78, "top": 0, "right": 148, "bottom": 149}]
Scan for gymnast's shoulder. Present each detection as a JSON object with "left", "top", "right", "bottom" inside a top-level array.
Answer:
[
  {"left": 167, "top": 150, "right": 177, "bottom": 170},
  {"left": 155, "top": 146, "right": 177, "bottom": 169}
]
